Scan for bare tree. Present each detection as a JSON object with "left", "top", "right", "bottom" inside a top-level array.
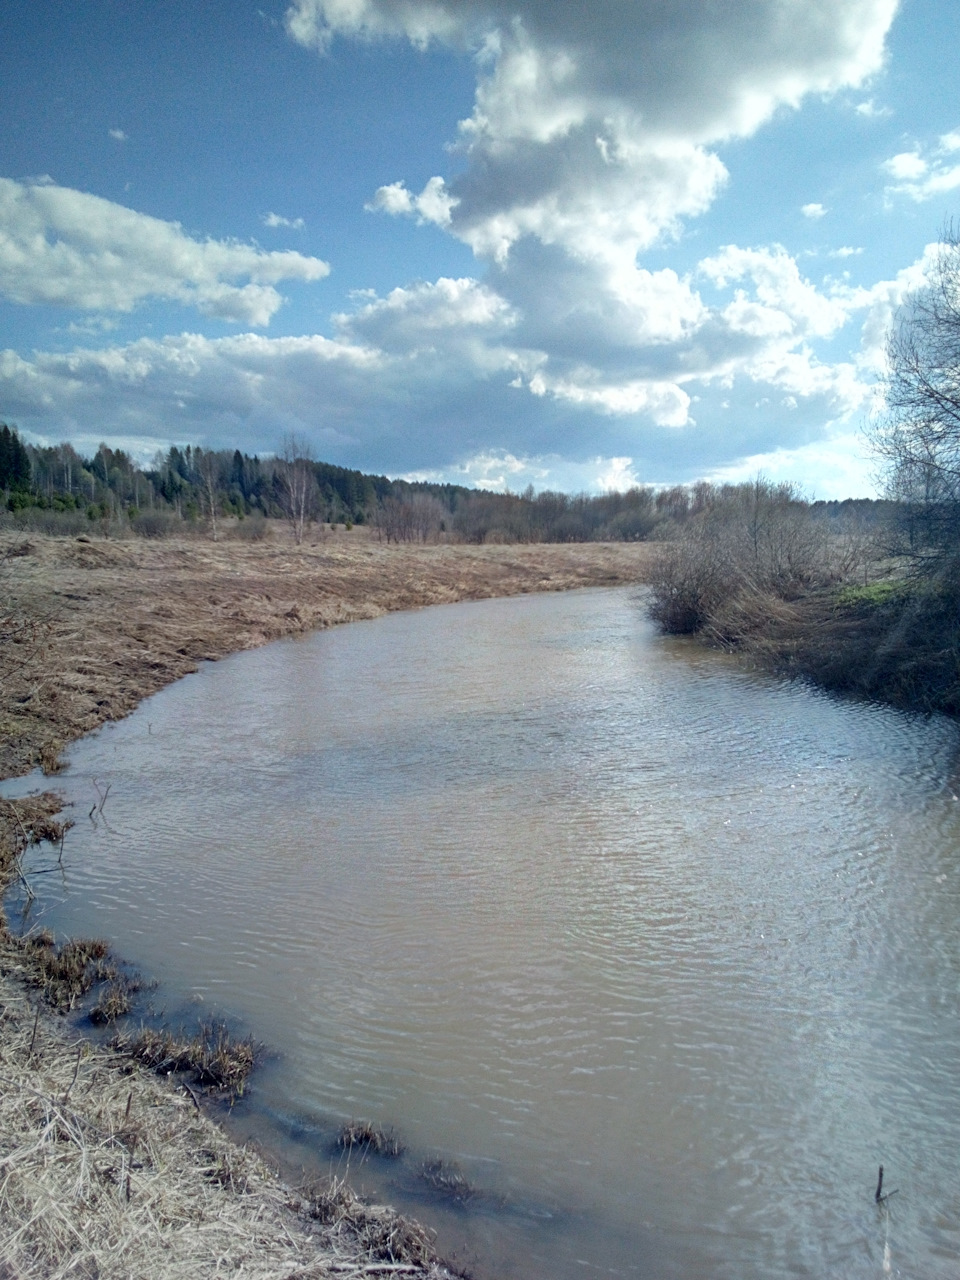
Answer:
[
  {"left": 277, "top": 433, "right": 318, "bottom": 545},
  {"left": 874, "top": 225, "right": 960, "bottom": 573},
  {"left": 195, "top": 448, "right": 222, "bottom": 541}
]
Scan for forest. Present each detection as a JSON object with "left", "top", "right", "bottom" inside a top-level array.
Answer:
[{"left": 0, "top": 423, "right": 886, "bottom": 547}]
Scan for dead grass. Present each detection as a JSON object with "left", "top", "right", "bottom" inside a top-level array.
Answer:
[
  {"left": 0, "top": 526, "right": 653, "bottom": 780},
  {"left": 89, "top": 973, "right": 148, "bottom": 1026},
  {"left": 305, "top": 1176, "right": 458, "bottom": 1273},
  {"left": 418, "top": 1159, "right": 476, "bottom": 1206},
  {"left": 0, "top": 973, "right": 458, "bottom": 1279},
  {"left": 112, "top": 1021, "right": 259, "bottom": 1099},
  {"left": 0, "top": 925, "right": 116, "bottom": 1012},
  {"left": 337, "top": 1119, "right": 405, "bottom": 1158}
]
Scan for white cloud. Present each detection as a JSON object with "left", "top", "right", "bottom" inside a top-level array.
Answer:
[
  {"left": 263, "top": 212, "right": 306, "bottom": 229},
  {"left": 883, "top": 131, "right": 960, "bottom": 201},
  {"left": 703, "top": 429, "right": 877, "bottom": 499},
  {"left": 292, "top": 0, "right": 895, "bottom": 275},
  {"left": 884, "top": 150, "right": 927, "bottom": 181},
  {"left": 109, "top": 128, "right": 127, "bottom": 142},
  {"left": 0, "top": 178, "right": 330, "bottom": 325},
  {"left": 801, "top": 202, "right": 827, "bottom": 219},
  {"left": 830, "top": 245, "right": 863, "bottom": 258},
  {"left": 290, "top": 0, "right": 897, "bottom": 459},
  {"left": 700, "top": 245, "right": 850, "bottom": 340},
  {"left": 404, "top": 449, "right": 646, "bottom": 494},
  {"left": 368, "top": 176, "right": 458, "bottom": 227}
]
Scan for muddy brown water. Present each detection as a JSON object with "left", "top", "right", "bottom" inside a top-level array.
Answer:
[{"left": 6, "top": 586, "right": 960, "bottom": 1279}]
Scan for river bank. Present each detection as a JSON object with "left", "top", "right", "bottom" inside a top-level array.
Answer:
[
  {"left": 0, "top": 527, "right": 653, "bottom": 1279},
  {"left": 682, "top": 577, "right": 960, "bottom": 715}
]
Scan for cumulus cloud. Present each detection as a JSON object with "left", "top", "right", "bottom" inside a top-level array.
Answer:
[
  {"left": 854, "top": 98, "right": 891, "bottom": 118},
  {"left": 284, "top": 0, "right": 897, "bottom": 462},
  {"left": 883, "top": 130, "right": 960, "bottom": 200},
  {"left": 801, "top": 202, "right": 827, "bottom": 219},
  {"left": 0, "top": 178, "right": 330, "bottom": 325},
  {"left": 108, "top": 128, "right": 127, "bottom": 142},
  {"left": 0, "top": 240, "right": 900, "bottom": 480},
  {"left": 367, "top": 176, "right": 459, "bottom": 227},
  {"left": 291, "top": 0, "right": 895, "bottom": 268}
]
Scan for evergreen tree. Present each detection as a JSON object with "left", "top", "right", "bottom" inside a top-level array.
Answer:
[{"left": 0, "top": 424, "right": 32, "bottom": 491}]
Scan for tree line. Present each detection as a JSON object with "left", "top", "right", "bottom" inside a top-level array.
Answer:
[{"left": 0, "top": 425, "right": 892, "bottom": 546}]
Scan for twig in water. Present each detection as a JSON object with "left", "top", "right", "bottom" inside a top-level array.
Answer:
[
  {"left": 7, "top": 802, "right": 30, "bottom": 849},
  {"left": 91, "top": 779, "right": 111, "bottom": 813},
  {"left": 875, "top": 1164, "right": 899, "bottom": 1206},
  {"left": 13, "top": 852, "right": 35, "bottom": 900}
]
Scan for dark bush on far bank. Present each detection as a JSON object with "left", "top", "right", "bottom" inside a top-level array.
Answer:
[{"left": 647, "top": 478, "right": 874, "bottom": 638}]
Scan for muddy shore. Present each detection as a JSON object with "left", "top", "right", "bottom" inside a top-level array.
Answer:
[{"left": 0, "top": 526, "right": 653, "bottom": 1279}]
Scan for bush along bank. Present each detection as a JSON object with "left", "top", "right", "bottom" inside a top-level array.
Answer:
[{"left": 644, "top": 479, "right": 960, "bottom": 715}]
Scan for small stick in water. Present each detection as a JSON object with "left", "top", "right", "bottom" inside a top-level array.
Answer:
[{"left": 875, "top": 1164, "right": 899, "bottom": 1205}]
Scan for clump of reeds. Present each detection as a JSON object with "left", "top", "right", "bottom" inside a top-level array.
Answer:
[
  {"left": 89, "top": 973, "right": 146, "bottom": 1026},
  {"left": 419, "top": 1158, "right": 476, "bottom": 1205},
  {"left": 10, "top": 931, "right": 115, "bottom": 1011},
  {"left": 307, "top": 1175, "right": 441, "bottom": 1266},
  {"left": 336, "top": 1118, "right": 405, "bottom": 1158},
  {"left": 112, "top": 1020, "right": 258, "bottom": 1098}
]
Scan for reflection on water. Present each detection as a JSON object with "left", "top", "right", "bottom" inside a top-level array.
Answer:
[{"left": 7, "top": 586, "right": 960, "bottom": 1279}]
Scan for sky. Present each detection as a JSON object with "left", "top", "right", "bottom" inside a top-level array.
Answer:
[{"left": 1, "top": 0, "right": 960, "bottom": 498}]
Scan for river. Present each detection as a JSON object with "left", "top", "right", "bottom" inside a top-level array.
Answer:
[{"left": 6, "top": 586, "right": 960, "bottom": 1278}]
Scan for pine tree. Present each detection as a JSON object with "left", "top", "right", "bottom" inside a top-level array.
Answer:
[{"left": 0, "top": 424, "right": 32, "bottom": 491}]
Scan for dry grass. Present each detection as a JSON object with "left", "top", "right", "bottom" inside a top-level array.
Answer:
[
  {"left": 89, "top": 973, "right": 149, "bottom": 1026},
  {"left": 0, "top": 974, "right": 461, "bottom": 1279},
  {"left": 0, "top": 526, "right": 653, "bottom": 780},
  {"left": 418, "top": 1160, "right": 476, "bottom": 1206},
  {"left": 112, "top": 1021, "right": 259, "bottom": 1099},
  {"left": 0, "top": 925, "right": 115, "bottom": 1012},
  {"left": 306, "top": 1177, "right": 446, "bottom": 1269},
  {"left": 336, "top": 1120, "right": 404, "bottom": 1158}
]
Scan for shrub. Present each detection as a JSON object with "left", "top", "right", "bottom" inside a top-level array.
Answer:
[{"left": 130, "top": 511, "right": 180, "bottom": 538}]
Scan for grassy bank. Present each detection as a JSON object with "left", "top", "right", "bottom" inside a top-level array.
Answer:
[
  {"left": 644, "top": 481, "right": 960, "bottom": 715},
  {"left": 0, "top": 527, "right": 653, "bottom": 1278},
  {"left": 703, "top": 578, "right": 960, "bottom": 714}
]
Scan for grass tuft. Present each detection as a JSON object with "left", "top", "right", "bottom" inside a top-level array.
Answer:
[
  {"left": 419, "top": 1158, "right": 476, "bottom": 1205},
  {"left": 307, "top": 1175, "right": 443, "bottom": 1266},
  {"left": 7, "top": 932, "right": 115, "bottom": 1010},
  {"left": 336, "top": 1119, "right": 404, "bottom": 1158},
  {"left": 111, "top": 1020, "right": 258, "bottom": 1098}
]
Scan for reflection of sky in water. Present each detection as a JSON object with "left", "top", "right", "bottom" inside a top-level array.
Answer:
[{"left": 7, "top": 587, "right": 960, "bottom": 1280}]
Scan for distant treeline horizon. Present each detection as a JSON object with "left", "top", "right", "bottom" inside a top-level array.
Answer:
[{"left": 0, "top": 422, "right": 889, "bottom": 544}]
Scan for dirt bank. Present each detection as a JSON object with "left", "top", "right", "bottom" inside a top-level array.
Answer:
[{"left": 1, "top": 527, "right": 653, "bottom": 780}]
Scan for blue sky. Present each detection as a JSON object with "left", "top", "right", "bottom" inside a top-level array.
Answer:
[{"left": 1, "top": 0, "right": 959, "bottom": 496}]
